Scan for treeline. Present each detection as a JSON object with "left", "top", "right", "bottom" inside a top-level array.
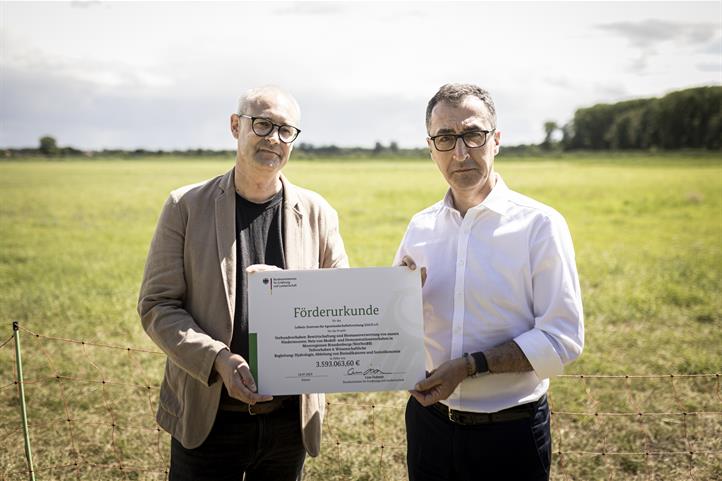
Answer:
[
  {"left": 2, "top": 138, "right": 426, "bottom": 159},
  {"left": 558, "top": 86, "right": 721, "bottom": 150},
  {"left": 293, "top": 142, "right": 426, "bottom": 158},
  {"left": 3, "top": 86, "right": 719, "bottom": 159}
]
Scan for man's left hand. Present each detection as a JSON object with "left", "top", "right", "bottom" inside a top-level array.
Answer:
[
  {"left": 410, "top": 357, "right": 467, "bottom": 406},
  {"left": 398, "top": 255, "right": 427, "bottom": 287}
]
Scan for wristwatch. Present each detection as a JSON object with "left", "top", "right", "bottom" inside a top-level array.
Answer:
[{"left": 470, "top": 351, "right": 490, "bottom": 376}]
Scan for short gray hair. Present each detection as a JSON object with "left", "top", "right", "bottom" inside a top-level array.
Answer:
[
  {"left": 237, "top": 85, "right": 301, "bottom": 123},
  {"left": 425, "top": 83, "right": 496, "bottom": 132}
]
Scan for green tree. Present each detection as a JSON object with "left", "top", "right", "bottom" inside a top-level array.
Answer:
[
  {"left": 563, "top": 86, "right": 721, "bottom": 151},
  {"left": 39, "top": 136, "right": 59, "bottom": 156},
  {"left": 606, "top": 109, "right": 643, "bottom": 149},
  {"left": 542, "top": 121, "right": 558, "bottom": 149},
  {"left": 655, "top": 86, "right": 722, "bottom": 149},
  {"left": 560, "top": 122, "right": 574, "bottom": 150},
  {"left": 373, "top": 141, "right": 384, "bottom": 156}
]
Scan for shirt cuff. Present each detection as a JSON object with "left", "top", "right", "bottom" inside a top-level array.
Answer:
[{"left": 514, "top": 329, "right": 564, "bottom": 380}]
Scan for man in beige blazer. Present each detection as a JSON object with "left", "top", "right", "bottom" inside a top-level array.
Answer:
[{"left": 138, "top": 86, "right": 348, "bottom": 480}]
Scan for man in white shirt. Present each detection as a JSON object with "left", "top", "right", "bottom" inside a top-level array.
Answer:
[{"left": 395, "top": 83, "right": 584, "bottom": 481}]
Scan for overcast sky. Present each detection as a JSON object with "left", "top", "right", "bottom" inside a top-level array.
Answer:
[{"left": 1, "top": 1, "right": 720, "bottom": 150}]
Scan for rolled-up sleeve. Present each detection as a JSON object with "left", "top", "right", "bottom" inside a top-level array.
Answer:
[{"left": 514, "top": 215, "right": 584, "bottom": 380}]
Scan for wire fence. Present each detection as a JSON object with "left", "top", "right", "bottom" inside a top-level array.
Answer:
[{"left": 1, "top": 324, "right": 720, "bottom": 480}]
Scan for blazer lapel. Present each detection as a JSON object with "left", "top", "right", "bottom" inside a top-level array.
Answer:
[
  {"left": 216, "top": 169, "right": 236, "bottom": 326},
  {"left": 281, "top": 175, "right": 304, "bottom": 270}
]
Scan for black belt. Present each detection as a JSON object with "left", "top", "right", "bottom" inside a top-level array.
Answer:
[
  {"left": 219, "top": 395, "right": 297, "bottom": 415},
  {"left": 431, "top": 396, "right": 543, "bottom": 425}
]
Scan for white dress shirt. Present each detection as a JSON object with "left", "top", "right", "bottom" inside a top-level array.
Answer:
[{"left": 394, "top": 174, "right": 584, "bottom": 413}]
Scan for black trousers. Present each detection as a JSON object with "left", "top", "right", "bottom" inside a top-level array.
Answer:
[
  {"left": 169, "top": 406, "right": 306, "bottom": 481},
  {"left": 406, "top": 395, "right": 551, "bottom": 481}
]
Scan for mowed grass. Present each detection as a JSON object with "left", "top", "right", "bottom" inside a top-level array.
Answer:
[{"left": 0, "top": 154, "right": 720, "bottom": 480}]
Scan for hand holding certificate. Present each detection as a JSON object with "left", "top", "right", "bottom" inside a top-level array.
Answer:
[{"left": 248, "top": 267, "right": 425, "bottom": 395}]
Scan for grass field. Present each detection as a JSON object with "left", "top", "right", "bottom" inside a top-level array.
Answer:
[{"left": 1, "top": 154, "right": 720, "bottom": 480}]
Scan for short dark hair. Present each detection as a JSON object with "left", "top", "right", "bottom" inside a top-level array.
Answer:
[{"left": 425, "top": 83, "right": 496, "bottom": 132}]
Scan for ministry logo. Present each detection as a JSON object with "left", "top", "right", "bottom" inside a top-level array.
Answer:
[{"left": 260, "top": 276, "right": 297, "bottom": 295}]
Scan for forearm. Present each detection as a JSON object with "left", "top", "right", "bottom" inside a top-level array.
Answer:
[{"left": 474, "top": 341, "right": 533, "bottom": 374}]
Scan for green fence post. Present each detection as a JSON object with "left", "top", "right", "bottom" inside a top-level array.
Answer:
[{"left": 13, "top": 321, "right": 37, "bottom": 481}]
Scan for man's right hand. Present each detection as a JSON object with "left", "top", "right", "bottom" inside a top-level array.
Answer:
[
  {"left": 399, "top": 255, "right": 427, "bottom": 287},
  {"left": 409, "top": 357, "right": 468, "bottom": 406},
  {"left": 214, "top": 349, "right": 273, "bottom": 405}
]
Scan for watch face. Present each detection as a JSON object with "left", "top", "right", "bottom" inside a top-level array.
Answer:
[{"left": 463, "top": 353, "right": 474, "bottom": 376}]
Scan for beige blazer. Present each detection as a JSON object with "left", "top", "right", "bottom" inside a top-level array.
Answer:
[{"left": 138, "top": 168, "right": 348, "bottom": 455}]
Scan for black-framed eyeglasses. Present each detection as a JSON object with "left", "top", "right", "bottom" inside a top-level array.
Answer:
[
  {"left": 238, "top": 114, "right": 301, "bottom": 143},
  {"left": 428, "top": 129, "right": 495, "bottom": 152}
]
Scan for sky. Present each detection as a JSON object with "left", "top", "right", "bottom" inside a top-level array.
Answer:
[{"left": 1, "top": 0, "right": 720, "bottom": 150}]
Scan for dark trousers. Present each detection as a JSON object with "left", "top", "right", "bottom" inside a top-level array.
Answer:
[
  {"left": 406, "top": 395, "right": 551, "bottom": 481},
  {"left": 169, "top": 406, "right": 306, "bottom": 481}
]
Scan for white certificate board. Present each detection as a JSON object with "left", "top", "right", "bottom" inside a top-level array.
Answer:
[{"left": 248, "top": 267, "right": 425, "bottom": 395}]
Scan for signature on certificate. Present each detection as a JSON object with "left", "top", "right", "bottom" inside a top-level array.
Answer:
[{"left": 346, "top": 367, "right": 392, "bottom": 376}]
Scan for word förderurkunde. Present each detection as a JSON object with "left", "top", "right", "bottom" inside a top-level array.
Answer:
[{"left": 293, "top": 305, "right": 380, "bottom": 318}]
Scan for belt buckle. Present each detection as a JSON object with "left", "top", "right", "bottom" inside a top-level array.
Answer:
[
  {"left": 448, "top": 409, "right": 464, "bottom": 425},
  {"left": 247, "top": 403, "right": 257, "bottom": 416}
]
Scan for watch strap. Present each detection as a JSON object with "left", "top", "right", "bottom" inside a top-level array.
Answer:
[{"left": 471, "top": 351, "right": 489, "bottom": 375}]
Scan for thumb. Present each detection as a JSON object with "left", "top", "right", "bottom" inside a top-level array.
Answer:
[
  {"left": 400, "top": 255, "right": 417, "bottom": 270},
  {"left": 236, "top": 364, "right": 257, "bottom": 392},
  {"left": 246, "top": 264, "right": 282, "bottom": 273},
  {"left": 415, "top": 375, "right": 439, "bottom": 392}
]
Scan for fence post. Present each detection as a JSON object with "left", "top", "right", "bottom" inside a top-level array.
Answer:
[{"left": 13, "top": 321, "right": 37, "bottom": 481}]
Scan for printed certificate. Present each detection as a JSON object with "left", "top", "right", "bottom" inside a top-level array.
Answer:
[{"left": 248, "top": 267, "right": 425, "bottom": 395}]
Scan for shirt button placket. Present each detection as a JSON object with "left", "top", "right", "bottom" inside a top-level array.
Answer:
[{"left": 451, "top": 219, "right": 471, "bottom": 362}]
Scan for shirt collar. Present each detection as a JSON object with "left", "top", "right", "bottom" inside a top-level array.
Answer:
[{"left": 441, "top": 173, "right": 511, "bottom": 217}]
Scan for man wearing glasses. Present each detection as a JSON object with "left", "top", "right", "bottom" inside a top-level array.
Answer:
[
  {"left": 139, "top": 86, "right": 348, "bottom": 480},
  {"left": 396, "top": 83, "right": 584, "bottom": 480}
]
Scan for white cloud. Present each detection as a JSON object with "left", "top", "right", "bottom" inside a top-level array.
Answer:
[
  {"left": 596, "top": 19, "right": 720, "bottom": 48},
  {"left": 1, "top": 1, "right": 720, "bottom": 149}
]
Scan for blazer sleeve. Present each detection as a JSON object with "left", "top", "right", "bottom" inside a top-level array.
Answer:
[{"left": 137, "top": 195, "right": 228, "bottom": 386}]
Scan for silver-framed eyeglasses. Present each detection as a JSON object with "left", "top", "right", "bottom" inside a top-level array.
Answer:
[
  {"left": 238, "top": 114, "right": 301, "bottom": 143},
  {"left": 428, "top": 129, "right": 495, "bottom": 152}
]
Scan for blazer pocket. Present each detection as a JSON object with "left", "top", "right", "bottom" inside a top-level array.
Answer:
[{"left": 159, "top": 363, "right": 187, "bottom": 418}]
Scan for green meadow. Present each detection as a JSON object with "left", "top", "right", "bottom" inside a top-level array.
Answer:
[{"left": 1, "top": 154, "right": 720, "bottom": 480}]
